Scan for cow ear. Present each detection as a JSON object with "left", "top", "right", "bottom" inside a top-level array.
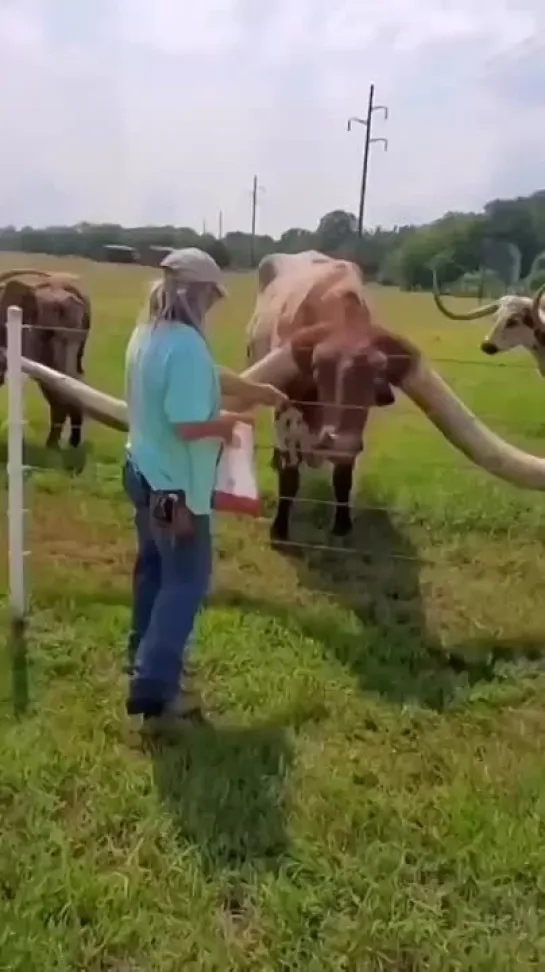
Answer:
[
  {"left": 372, "top": 331, "right": 415, "bottom": 385},
  {"left": 374, "top": 377, "right": 396, "bottom": 407},
  {"left": 291, "top": 338, "right": 313, "bottom": 374},
  {"left": 364, "top": 346, "right": 388, "bottom": 372},
  {"left": 523, "top": 306, "right": 545, "bottom": 344},
  {"left": 359, "top": 346, "right": 396, "bottom": 407}
]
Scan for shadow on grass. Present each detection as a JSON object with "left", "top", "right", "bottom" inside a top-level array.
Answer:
[
  {"left": 0, "top": 437, "right": 90, "bottom": 476},
  {"left": 0, "top": 434, "right": 91, "bottom": 713},
  {"left": 8, "top": 620, "right": 29, "bottom": 717},
  {"left": 151, "top": 716, "right": 293, "bottom": 874},
  {"left": 223, "top": 484, "right": 545, "bottom": 711}
]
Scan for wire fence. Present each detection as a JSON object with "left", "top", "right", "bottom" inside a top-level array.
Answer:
[
  {"left": 5, "top": 304, "right": 545, "bottom": 643},
  {"left": 10, "top": 323, "right": 545, "bottom": 371}
]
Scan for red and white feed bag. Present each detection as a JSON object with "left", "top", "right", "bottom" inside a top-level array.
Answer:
[{"left": 213, "top": 421, "right": 261, "bottom": 517}]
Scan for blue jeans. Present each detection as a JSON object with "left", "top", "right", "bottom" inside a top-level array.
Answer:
[{"left": 122, "top": 458, "right": 212, "bottom": 715}]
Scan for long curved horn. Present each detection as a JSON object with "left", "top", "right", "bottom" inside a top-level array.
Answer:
[
  {"left": 20, "top": 340, "right": 545, "bottom": 490},
  {"left": 19, "top": 345, "right": 299, "bottom": 434},
  {"left": 531, "top": 280, "right": 545, "bottom": 327},
  {"left": 401, "top": 359, "right": 545, "bottom": 489},
  {"left": 431, "top": 266, "right": 499, "bottom": 321},
  {"left": 20, "top": 358, "right": 128, "bottom": 431},
  {"left": 238, "top": 346, "right": 299, "bottom": 387}
]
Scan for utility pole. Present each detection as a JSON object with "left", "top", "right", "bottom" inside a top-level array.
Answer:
[
  {"left": 347, "top": 84, "right": 389, "bottom": 236},
  {"left": 218, "top": 210, "right": 223, "bottom": 239},
  {"left": 249, "top": 174, "right": 265, "bottom": 267}
]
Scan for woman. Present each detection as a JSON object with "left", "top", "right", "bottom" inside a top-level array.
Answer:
[{"left": 123, "top": 247, "right": 285, "bottom": 730}]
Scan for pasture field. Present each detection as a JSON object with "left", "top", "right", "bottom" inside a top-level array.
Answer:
[{"left": 2, "top": 253, "right": 545, "bottom": 970}]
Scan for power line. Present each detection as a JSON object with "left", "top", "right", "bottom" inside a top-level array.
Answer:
[
  {"left": 249, "top": 174, "right": 265, "bottom": 267},
  {"left": 347, "top": 84, "right": 389, "bottom": 237}
]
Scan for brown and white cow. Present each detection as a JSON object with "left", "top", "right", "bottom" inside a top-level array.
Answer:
[
  {"left": 246, "top": 251, "right": 398, "bottom": 540},
  {"left": 432, "top": 268, "right": 545, "bottom": 375},
  {"left": 17, "top": 253, "right": 545, "bottom": 531},
  {"left": 0, "top": 268, "right": 91, "bottom": 447}
]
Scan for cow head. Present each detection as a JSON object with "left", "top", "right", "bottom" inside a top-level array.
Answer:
[
  {"left": 433, "top": 270, "right": 545, "bottom": 375},
  {"left": 0, "top": 271, "right": 87, "bottom": 384},
  {"left": 480, "top": 296, "right": 545, "bottom": 374},
  {"left": 289, "top": 286, "right": 412, "bottom": 461},
  {"left": 0, "top": 279, "right": 38, "bottom": 384}
]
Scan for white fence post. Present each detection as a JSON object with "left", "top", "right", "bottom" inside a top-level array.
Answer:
[{"left": 6, "top": 305, "right": 27, "bottom": 708}]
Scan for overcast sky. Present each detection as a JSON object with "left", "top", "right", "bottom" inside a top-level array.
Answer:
[{"left": 0, "top": 0, "right": 544, "bottom": 236}]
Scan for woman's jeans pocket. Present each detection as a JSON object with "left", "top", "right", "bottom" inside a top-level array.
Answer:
[{"left": 123, "top": 457, "right": 150, "bottom": 511}]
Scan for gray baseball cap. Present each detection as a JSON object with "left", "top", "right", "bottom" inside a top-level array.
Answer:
[{"left": 160, "top": 247, "right": 227, "bottom": 296}]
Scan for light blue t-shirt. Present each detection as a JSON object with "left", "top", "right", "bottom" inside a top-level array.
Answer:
[{"left": 125, "top": 320, "right": 221, "bottom": 514}]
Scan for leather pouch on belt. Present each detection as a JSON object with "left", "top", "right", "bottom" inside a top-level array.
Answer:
[{"left": 149, "top": 491, "right": 196, "bottom": 540}]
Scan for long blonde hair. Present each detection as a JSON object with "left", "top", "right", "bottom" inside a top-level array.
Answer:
[{"left": 142, "top": 271, "right": 214, "bottom": 332}]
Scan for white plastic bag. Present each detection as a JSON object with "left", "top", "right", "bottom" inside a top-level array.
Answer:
[{"left": 214, "top": 421, "right": 261, "bottom": 516}]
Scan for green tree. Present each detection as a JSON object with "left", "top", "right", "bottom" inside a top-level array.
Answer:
[
  {"left": 2, "top": 186, "right": 545, "bottom": 288},
  {"left": 315, "top": 210, "right": 357, "bottom": 253}
]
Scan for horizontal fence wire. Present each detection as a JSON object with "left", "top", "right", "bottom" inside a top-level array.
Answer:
[
  {"left": 14, "top": 319, "right": 544, "bottom": 371},
  {"left": 5, "top": 327, "right": 545, "bottom": 567},
  {"left": 6, "top": 412, "right": 545, "bottom": 436},
  {"left": 14, "top": 447, "right": 545, "bottom": 482},
  {"left": 16, "top": 464, "right": 545, "bottom": 567}
]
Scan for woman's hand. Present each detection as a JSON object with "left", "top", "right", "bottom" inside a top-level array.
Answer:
[
  {"left": 219, "top": 368, "right": 288, "bottom": 409},
  {"left": 250, "top": 383, "right": 289, "bottom": 408},
  {"left": 217, "top": 411, "right": 254, "bottom": 447},
  {"left": 176, "top": 411, "right": 253, "bottom": 446}
]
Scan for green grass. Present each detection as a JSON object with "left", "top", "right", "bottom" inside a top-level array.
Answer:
[{"left": 2, "top": 253, "right": 545, "bottom": 969}]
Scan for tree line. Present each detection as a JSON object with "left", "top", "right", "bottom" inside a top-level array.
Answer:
[{"left": 2, "top": 188, "right": 545, "bottom": 295}]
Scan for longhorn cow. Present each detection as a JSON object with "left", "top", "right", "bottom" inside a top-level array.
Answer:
[
  {"left": 246, "top": 251, "right": 396, "bottom": 540},
  {"left": 15, "top": 252, "right": 545, "bottom": 541},
  {"left": 432, "top": 268, "right": 545, "bottom": 375},
  {"left": 0, "top": 268, "right": 91, "bottom": 447}
]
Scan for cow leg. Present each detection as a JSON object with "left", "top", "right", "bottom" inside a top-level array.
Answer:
[
  {"left": 68, "top": 343, "right": 85, "bottom": 448},
  {"left": 67, "top": 405, "right": 84, "bottom": 449},
  {"left": 45, "top": 396, "right": 68, "bottom": 449},
  {"left": 40, "top": 383, "right": 67, "bottom": 449},
  {"left": 331, "top": 462, "right": 355, "bottom": 537},
  {"left": 270, "top": 454, "right": 300, "bottom": 544}
]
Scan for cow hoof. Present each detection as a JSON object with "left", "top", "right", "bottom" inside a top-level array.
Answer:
[{"left": 331, "top": 517, "right": 353, "bottom": 538}]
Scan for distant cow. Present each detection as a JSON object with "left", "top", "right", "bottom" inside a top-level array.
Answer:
[
  {"left": 0, "top": 268, "right": 91, "bottom": 448},
  {"left": 432, "top": 269, "right": 545, "bottom": 375},
  {"left": 246, "top": 251, "right": 398, "bottom": 541}
]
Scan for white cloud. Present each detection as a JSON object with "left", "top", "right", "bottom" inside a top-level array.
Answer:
[
  {"left": 0, "top": 0, "right": 45, "bottom": 50},
  {"left": 0, "top": 0, "right": 543, "bottom": 235},
  {"left": 120, "top": 0, "right": 243, "bottom": 54}
]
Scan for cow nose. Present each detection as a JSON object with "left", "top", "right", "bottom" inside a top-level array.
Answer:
[
  {"left": 317, "top": 428, "right": 361, "bottom": 458},
  {"left": 481, "top": 341, "right": 498, "bottom": 356}
]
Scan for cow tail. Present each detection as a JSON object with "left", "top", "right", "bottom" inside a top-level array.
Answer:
[{"left": 77, "top": 309, "right": 90, "bottom": 376}]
